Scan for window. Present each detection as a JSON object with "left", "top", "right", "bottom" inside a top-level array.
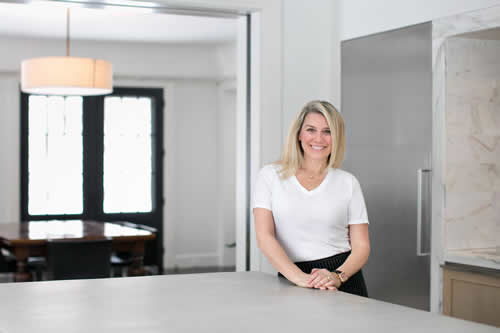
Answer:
[
  {"left": 103, "top": 96, "right": 154, "bottom": 213},
  {"left": 26, "top": 95, "right": 84, "bottom": 215},
  {"left": 21, "top": 87, "right": 164, "bottom": 268}
]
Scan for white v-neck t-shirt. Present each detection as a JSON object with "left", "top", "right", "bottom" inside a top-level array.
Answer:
[{"left": 252, "top": 164, "right": 369, "bottom": 262}]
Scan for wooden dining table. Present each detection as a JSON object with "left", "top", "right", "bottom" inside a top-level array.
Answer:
[{"left": 0, "top": 220, "right": 156, "bottom": 282}]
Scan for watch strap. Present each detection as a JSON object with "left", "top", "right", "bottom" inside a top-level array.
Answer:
[{"left": 334, "top": 270, "right": 346, "bottom": 283}]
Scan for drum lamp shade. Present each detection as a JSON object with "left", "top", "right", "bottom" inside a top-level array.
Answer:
[{"left": 21, "top": 56, "right": 113, "bottom": 96}]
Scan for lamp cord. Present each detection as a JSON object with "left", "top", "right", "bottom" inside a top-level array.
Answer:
[{"left": 66, "top": 8, "right": 70, "bottom": 57}]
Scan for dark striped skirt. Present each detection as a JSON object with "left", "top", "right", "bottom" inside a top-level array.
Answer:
[{"left": 279, "top": 251, "right": 368, "bottom": 297}]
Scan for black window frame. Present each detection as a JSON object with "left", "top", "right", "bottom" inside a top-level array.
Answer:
[{"left": 20, "top": 87, "right": 164, "bottom": 271}]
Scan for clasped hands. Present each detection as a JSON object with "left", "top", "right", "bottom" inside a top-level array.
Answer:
[{"left": 294, "top": 268, "right": 341, "bottom": 290}]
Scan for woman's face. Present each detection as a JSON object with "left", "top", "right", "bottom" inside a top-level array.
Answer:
[{"left": 298, "top": 112, "right": 332, "bottom": 162}]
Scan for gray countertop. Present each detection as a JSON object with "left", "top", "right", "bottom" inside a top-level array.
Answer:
[
  {"left": 0, "top": 272, "right": 497, "bottom": 332},
  {"left": 445, "top": 248, "right": 500, "bottom": 271}
]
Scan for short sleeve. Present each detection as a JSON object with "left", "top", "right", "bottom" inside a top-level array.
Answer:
[
  {"left": 252, "top": 165, "right": 275, "bottom": 211},
  {"left": 348, "top": 175, "right": 369, "bottom": 225}
]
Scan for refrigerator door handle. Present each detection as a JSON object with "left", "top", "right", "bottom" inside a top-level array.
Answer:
[{"left": 417, "top": 168, "right": 432, "bottom": 256}]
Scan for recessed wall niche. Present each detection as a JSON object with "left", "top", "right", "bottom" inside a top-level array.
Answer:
[{"left": 433, "top": 12, "right": 500, "bottom": 270}]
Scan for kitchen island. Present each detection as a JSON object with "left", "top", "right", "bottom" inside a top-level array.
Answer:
[{"left": 0, "top": 272, "right": 497, "bottom": 332}]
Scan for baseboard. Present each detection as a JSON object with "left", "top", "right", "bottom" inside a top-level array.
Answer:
[
  {"left": 164, "top": 266, "right": 236, "bottom": 275},
  {"left": 174, "top": 252, "right": 220, "bottom": 269}
]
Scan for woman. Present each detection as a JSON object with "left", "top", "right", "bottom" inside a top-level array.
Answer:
[{"left": 252, "top": 100, "right": 370, "bottom": 296}]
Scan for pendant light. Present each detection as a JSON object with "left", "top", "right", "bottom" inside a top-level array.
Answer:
[{"left": 21, "top": 8, "right": 113, "bottom": 96}]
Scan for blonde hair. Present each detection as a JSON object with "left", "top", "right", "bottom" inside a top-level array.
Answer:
[{"left": 277, "top": 100, "right": 345, "bottom": 179}]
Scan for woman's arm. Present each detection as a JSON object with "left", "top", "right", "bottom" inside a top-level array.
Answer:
[
  {"left": 336, "top": 223, "right": 370, "bottom": 279},
  {"left": 309, "top": 224, "right": 370, "bottom": 288},
  {"left": 253, "top": 207, "right": 312, "bottom": 288}
]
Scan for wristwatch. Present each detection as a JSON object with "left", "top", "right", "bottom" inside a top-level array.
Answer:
[{"left": 333, "top": 270, "right": 347, "bottom": 284}]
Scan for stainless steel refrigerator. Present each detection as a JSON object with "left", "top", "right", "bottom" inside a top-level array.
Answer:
[{"left": 341, "top": 22, "right": 432, "bottom": 311}]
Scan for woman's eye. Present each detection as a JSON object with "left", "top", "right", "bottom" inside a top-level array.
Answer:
[
  {"left": 306, "top": 128, "right": 315, "bottom": 133},
  {"left": 323, "top": 130, "right": 331, "bottom": 135}
]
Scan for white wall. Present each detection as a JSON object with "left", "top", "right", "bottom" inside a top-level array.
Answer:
[
  {"left": 282, "top": 0, "right": 339, "bottom": 135},
  {"left": 166, "top": 80, "right": 220, "bottom": 268},
  {"left": 0, "top": 74, "right": 20, "bottom": 223},
  {"left": 339, "top": 0, "right": 500, "bottom": 41},
  {"left": 0, "top": 36, "right": 225, "bottom": 80},
  {"left": 216, "top": 80, "right": 237, "bottom": 267},
  {"left": 215, "top": 43, "right": 236, "bottom": 80}
]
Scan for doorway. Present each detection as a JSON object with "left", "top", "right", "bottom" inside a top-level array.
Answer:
[{"left": 0, "top": 0, "right": 251, "bottom": 275}]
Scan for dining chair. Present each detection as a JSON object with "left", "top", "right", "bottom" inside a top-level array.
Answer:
[
  {"left": 27, "top": 256, "right": 47, "bottom": 281},
  {"left": 1, "top": 247, "right": 45, "bottom": 282},
  {"left": 110, "top": 222, "right": 157, "bottom": 277},
  {"left": 0, "top": 248, "right": 17, "bottom": 280},
  {"left": 47, "top": 238, "right": 112, "bottom": 280}
]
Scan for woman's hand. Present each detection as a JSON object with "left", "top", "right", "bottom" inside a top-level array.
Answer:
[
  {"left": 308, "top": 268, "right": 340, "bottom": 290},
  {"left": 290, "top": 272, "right": 314, "bottom": 288}
]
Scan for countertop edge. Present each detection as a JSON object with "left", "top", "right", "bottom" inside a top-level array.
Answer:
[{"left": 444, "top": 253, "right": 500, "bottom": 272}]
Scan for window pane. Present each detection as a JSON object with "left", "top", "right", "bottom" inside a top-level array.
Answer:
[
  {"left": 103, "top": 96, "right": 153, "bottom": 213},
  {"left": 28, "top": 96, "right": 83, "bottom": 215}
]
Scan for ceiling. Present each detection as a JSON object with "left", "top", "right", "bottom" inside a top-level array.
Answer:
[{"left": 0, "top": 2, "right": 237, "bottom": 44}]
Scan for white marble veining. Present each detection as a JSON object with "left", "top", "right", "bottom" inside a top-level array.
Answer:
[
  {"left": 430, "top": 26, "right": 447, "bottom": 313},
  {"left": 432, "top": 4, "right": 500, "bottom": 313},
  {"left": 444, "top": 37, "right": 500, "bottom": 251},
  {"left": 433, "top": 6, "right": 500, "bottom": 41}
]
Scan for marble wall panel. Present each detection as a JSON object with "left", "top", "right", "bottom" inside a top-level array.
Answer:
[
  {"left": 470, "top": 135, "right": 500, "bottom": 163},
  {"left": 475, "top": 101, "right": 500, "bottom": 135},
  {"left": 444, "top": 37, "right": 500, "bottom": 251},
  {"left": 430, "top": 31, "right": 447, "bottom": 313},
  {"left": 433, "top": 6, "right": 500, "bottom": 41},
  {"left": 447, "top": 78, "right": 497, "bottom": 104},
  {"left": 446, "top": 216, "right": 498, "bottom": 249},
  {"left": 446, "top": 191, "right": 498, "bottom": 249},
  {"left": 446, "top": 163, "right": 499, "bottom": 192},
  {"left": 446, "top": 191, "right": 496, "bottom": 220}
]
